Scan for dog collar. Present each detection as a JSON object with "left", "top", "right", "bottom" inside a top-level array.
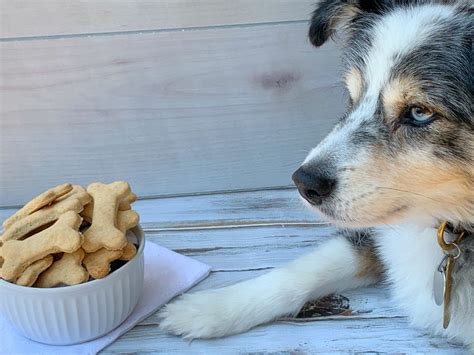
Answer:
[{"left": 434, "top": 221, "right": 471, "bottom": 329}]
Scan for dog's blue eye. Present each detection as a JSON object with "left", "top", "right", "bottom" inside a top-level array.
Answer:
[{"left": 409, "top": 106, "right": 435, "bottom": 124}]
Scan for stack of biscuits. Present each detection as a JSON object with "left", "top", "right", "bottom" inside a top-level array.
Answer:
[{"left": 0, "top": 181, "right": 140, "bottom": 288}]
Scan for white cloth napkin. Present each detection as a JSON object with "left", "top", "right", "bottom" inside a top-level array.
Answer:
[{"left": 0, "top": 242, "right": 211, "bottom": 355}]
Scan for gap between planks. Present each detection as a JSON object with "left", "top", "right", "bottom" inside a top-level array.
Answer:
[
  {"left": 142, "top": 221, "right": 330, "bottom": 233},
  {"left": 0, "top": 20, "right": 308, "bottom": 42},
  {"left": 0, "top": 185, "right": 296, "bottom": 211},
  {"left": 1, "top": 187, "right": 322, "bottom": 232}
]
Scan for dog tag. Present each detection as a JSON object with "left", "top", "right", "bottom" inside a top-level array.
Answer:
[
  {"left": 433, "top": 255, "right": 448, "bottom": 306},
  {"left": 443, "top": 256, "right": 455, "bottom": 329},
  {"left": 435, "top": 221, "right": 466, "bottom": 329}
]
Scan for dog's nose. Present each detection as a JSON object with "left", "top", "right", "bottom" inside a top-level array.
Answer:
[{"left": 292, "top": 166, "right": 337, "bottom": 205}]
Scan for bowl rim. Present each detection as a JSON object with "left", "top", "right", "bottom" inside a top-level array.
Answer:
[{"left": 0, "top": 225, "right": 145, "bottom": 294}]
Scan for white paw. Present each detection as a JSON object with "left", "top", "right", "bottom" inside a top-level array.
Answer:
[{"left": 159, "top": 289, "right": 239, "bottom": 339}]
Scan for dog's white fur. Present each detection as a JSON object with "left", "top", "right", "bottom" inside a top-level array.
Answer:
[
  {"left": 159, "top": 4, "right": 473, "bottom": 349},
  {"left": 159, "top": 237, "right": 375, "bottom": 338},
  {"left": 378, "top": 224, "right": 474, "bottom": 348}
]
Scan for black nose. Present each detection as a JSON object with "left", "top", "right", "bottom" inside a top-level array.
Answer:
[{"left": 292, "top": 166, "right": 337, "bottom": 205}]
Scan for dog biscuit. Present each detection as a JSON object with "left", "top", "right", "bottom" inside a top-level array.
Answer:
[
  {"left": 82, "top": 214, "right": 137, "bottom": 275},
  {"left": 81, "top": 203, "right": 93, "bottom": 223},
  {"left": 61, "top": 185, "right": 91, "bottom": 228},
  {"left": 120, "top": 243, "right": 137, "bottom": 261},
  {"left": 55, "top": 184, "right": 88, "bottom": 202},
  {"left": 35, "top": 249, "right": 89, "bottom": 288},
  {"left": 117, "top": 210, "right": 139, "bottom": 233},
  {"left": 82, "top": 182, "right": 130, "bottom": 253},
  {"left": 2, "top": 184, "right": 73, "bottom": 229},
  {"left": 0, "top": 211, "right": 83, "bottom": 281},
  {"left": 57, "top": 186, "right": 91, "bottom": 206},
  {"left": 83, "top": 248, "right": 124, "bottom": 279},
  {"left": 81, "top": 193, "right": 137, "bottom": 223},
  {"left": 15, "top": 255, "right": 54, "bottom": 287},
  {"left": 1, "top": 192, "right": 90, "bottom": 242},
  {"left": 119, "top": 192, "right": 137, "bottom": 211}
]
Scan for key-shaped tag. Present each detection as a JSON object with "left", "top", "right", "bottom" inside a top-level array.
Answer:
[
  {"left": 435, "top": 221, "right": 466, "bottom": 330},
  {"left": 433, "top": 255, "right": 448, "bottom": 306},
  {"left": 443, "top": 255, "right": 455, "bottom": 329}
]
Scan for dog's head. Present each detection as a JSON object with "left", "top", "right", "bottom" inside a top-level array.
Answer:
[{"left": 293, "top": 0, "right": 473, "bottom": 228}]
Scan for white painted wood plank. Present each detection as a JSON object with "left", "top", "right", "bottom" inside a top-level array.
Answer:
[
  {"left": 148, "top": 224, "right": 333, "bottom": 251},
  {"left": 137, "top": 188, "right": 321, "bottom": 229},
  {"left": 159, "top": 239, "right": 315, "bottom": 271},
  {"left": 0, "top": 23, "right": 343, "bottom": 206},
  {"left": 0, "top": 189, "right": 320, "bottom": 227},
  {"left": 102, "top": 318, "right": 467, "bottom": 353},
  {"left": 0, "top": 0, "right": 317, "bottom": 39},
  {"left": 147, "top": 225, "right": 334, "bottom": 271}
]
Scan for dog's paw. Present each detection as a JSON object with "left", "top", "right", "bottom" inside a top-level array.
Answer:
[{"left": 159, "top": 290, "right": 237, "bottom": 339}]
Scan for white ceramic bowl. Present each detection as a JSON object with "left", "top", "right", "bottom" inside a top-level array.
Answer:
[{"left": 0, "top": 226, "right": 145, "bottom": 345}]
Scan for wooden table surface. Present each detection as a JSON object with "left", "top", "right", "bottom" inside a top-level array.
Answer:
[{"left": 0, "top": 188, "right": 467, "bottom": 353}]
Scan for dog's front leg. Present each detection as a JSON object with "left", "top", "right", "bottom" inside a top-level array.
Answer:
[{"left": 159, "top": 235, "right": 381, "bottom": 339}]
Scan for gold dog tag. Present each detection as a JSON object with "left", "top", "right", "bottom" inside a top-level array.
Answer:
[
  {"left": 442, "top": 256, "right": 455, "bottom": 329},
  {"left": 436, "top": 221, "right": 466, "bottom": 329}
]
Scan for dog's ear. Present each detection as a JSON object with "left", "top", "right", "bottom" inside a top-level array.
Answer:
[{"left": 309, "top": 0, "right": 387, "bottom": 47}]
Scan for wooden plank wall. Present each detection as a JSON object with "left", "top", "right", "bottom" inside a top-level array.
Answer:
[
  {"left": 0, "top": 0, "right": 316, "bottom": 38},
  {"left": 0, "top": 1, "right": 345, "bottom": 207}
]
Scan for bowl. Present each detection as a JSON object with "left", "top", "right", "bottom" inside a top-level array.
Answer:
[{"left": 0, "top": 225, "right": 145, "bottom": 345}]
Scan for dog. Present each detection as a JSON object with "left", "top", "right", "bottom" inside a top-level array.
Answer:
[{"left": 159, "top": 0, "right": 473, "bottom": 349}]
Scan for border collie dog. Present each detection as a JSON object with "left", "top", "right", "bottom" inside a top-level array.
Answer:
[{"left": 160, "top": 0, "right": 473, "bottom": 348}]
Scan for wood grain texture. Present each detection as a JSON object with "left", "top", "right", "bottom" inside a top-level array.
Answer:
[
  {"left": 134, "top": 188, "right": 322, "bottom": 229},
  {"left": 147, "top": 225, "right": 336, "bottom": 271},
  {"left": 103, "top": 318, "right": 466, "bottom": 354},
  {"left": 0, "top": 0, "right": 317, "bottom": 39},
  {"left": 0, "top": 23, "right": 344, "bottom": 207},
  {"left": 0, "top": 189, "right": 321, "bottom": 229}
]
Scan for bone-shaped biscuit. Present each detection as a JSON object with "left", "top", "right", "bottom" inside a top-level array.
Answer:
[
  {"left": 1, "top": 191, "right": 90, "bottom": 242},
  {"left": 80, "top": 203, "right": 93, "bottom": 223},
  {"left": 117, "top": 210, "right": 139, "bottom": 233},
  {"left": 35, "top": 249, "right": 89, "bottom": 288},
  {"left": 83, "top": 248, "right": 124, "bottom": 279},
  {"left": 81, "top": 208, "right": 138, "bottom": 276},
  {"left": 15, "top": 255, "right": 54, "bottom": 287},
  {"left": 54, "top": 184, "right": 88, "bottom": 202},
  {"left": 119, "top": 243, "right": 137, "bottom": 261},
  {"left": 81, "top": 192, "right": 137, "bottom": 223},
  {"left": 58, "top": 185, "right": 91, "bottom": 230},
  {"left": 119, "top": 192, "right": 137, "bottom": 211},
  {"left": 0, "top": 211, "right": 83, "bottom": 281},
  {"left": 83, "top": 242, "right": 136, "bottom": 278},
  {"left": 116, "top": 210, "right": 139, "bottom": 262},
  {"left": 2, "top": 183, "right": 73, "bottom": 229},
  {"left": 82, "top": 182, "right": 130, "bottom": 253}
]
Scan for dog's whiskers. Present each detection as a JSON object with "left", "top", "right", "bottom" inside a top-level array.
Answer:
[{"left": 375, "top": 187, "right": 441, "bottom": 203}]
